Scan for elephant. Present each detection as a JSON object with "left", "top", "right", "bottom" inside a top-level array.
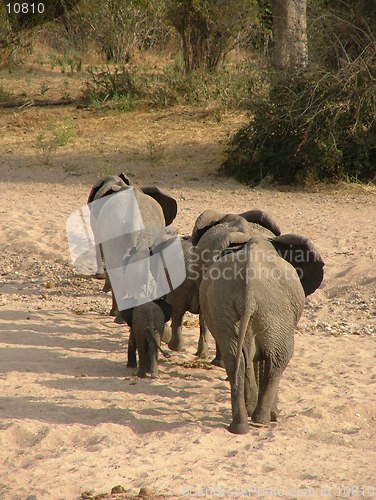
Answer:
[
  {"left": 199, "top": 232, "right": 324, "bottom": 434},
  {"left": 87, "top": 173, "right": 178, "bottom": 316},
  {"left": 192, "top": 209, "right": 281, "bottom": 282},
  {"left": 187, "top": 209, "right": 282, "bottom": 363},
  {"left": 117, "top": 299, "right": 172, "bottom": 378},
  {"left": 148, "top": 209, "right": 281, "bottom": 361},
  {"left": 88, "top": 173, "right": 134, "bottom": 279},
  {"left": 162, "top": 236, "right": 209, "bottom": 356},
  {"left": 191, "top": 209, "right": 281, "bottom": 246}
]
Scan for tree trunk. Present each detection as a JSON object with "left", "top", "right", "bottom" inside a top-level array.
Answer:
[{"left": 270, "top": 0, "right": 308, "bottom": 70}]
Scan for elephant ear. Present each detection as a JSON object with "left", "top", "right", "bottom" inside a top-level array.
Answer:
[
  {"left": 87, "top": 175, "right": 127, "bottom": 203},
  {"left": 270, "top": 234, "right": 325, "bottom": 296},
  {"left": 118, "top": 172, "right": 133, "bottom": 186},
  {"left": 239, "top": 209, "right": 281, "bottom": 236},
  {"left": 155, "top": 299, "right": 173, "bottom": 323},
  {"left": 191, "top": 210, "right": 226, "bottom": 245},
  {"left": 140, "top": 187, "right": 177, "bottom": 226}
]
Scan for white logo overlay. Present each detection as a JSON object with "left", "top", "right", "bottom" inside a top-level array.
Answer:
[{"left": 66, "top": 189, "right": 186, "bottom": 310}]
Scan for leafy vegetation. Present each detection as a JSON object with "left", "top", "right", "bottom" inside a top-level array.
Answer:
[
  {"left": 83, "top": 65, "right": 137, "bottom": 104},
  {"left": 166, "top": 0, "right": 258, "bottom": 73},
  {"left": 221, "top": 0, "right": 376, "bottom": 185},
  {"left": 36, "top": 120, "right": 76, "bottom": 164},
  {"left": 1, "top": 0, "right": 375, "bottom": 185},
  {"left": 221, "top": 60, "right": 376, "bottom": 185}
]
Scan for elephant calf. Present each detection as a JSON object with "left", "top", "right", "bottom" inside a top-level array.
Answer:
[
  {"left": 118, "top": 300, "right": 172, "bottom": 379},
  {"left": 165, "top": 237, "right": 206, "bottom": 354},
  {"left": 200, "top": 233, "right": 324, "bottom": 434}
]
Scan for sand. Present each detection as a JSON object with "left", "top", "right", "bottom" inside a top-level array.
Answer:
[{"left": 0, "top": 104, "right": 375, "bottom": 500}]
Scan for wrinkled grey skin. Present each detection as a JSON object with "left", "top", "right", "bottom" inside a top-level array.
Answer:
[
  {"left": 200, "top": 234, "right": 324, "bottom": 434},
  {"left": 163, "top": 209, "right": 282, "bottom": 359},
  {"left": 190, "top": 210, "right": 282, "bottom": 362},
  {"left": 164, "top": 237, "right": 205, "bottom": 353},
  {"left": 128, "top": 302, "right": 171, "bottom": 379},
  {"left": 87, "top": 173, "right": 177, "bottom": 317}
]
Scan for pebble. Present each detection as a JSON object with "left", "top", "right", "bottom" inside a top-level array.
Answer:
[{"left": 1, "top": 249, "right": 375, "bottom": 338}]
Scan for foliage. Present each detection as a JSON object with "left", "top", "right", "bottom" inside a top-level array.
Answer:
[
  {"left": 139, "top": 59, "right": 256, "bottom": 109},
  {"left": 0, "top": 5, "right": 33, "bottom": 67},
  {"left": 308, "top": 0, "right": 376, "bottom": 70},
  {"left": 82, "top": 58, "right": 257, "bottom": 110},
  {"left": 70, "top": 0, "right": 171, "bottom": 62},
  {"left": 166, "top": 0, "right": 258, "bottom": 73},
  {"left": 221, "top": 52, "right": 376, "bottom": 185},
  {"left": 36, "top": 120, "right": 76, "bottom": 164},
  {"left": 83, "top": 65, "right": 137, "bottom": 103}
]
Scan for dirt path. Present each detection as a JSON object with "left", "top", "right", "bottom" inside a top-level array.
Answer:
[{"left": 1, "top": 104, "right": 375, "bottom": 499}]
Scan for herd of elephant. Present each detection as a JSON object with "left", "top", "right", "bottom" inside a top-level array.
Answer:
[{"left": 86, "top": 173, "right": 325, "bottom": 435}]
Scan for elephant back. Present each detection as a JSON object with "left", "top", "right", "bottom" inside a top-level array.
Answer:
[
  {"left": 87, "top": 173, "right": 132, "bottom": 203},
  {"left": 88, "top": 174, "right": 177, "bottom": 228},
  {"left": 133, "top": 188, "right": 166, "bottom": 232},
  {"left": 192, "top": 209, "right": 281, "bottom": 245}
]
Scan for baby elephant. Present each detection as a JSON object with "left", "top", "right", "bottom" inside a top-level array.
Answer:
[{"left": 128, "top": 300, "right": 172, "bottom": 379}]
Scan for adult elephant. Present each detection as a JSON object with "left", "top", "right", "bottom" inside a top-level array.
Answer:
[
  {"left": 192, "top": 209, "right": 281, "bottom": 283},
  {"left": 200, "top": 233, "right": 325, "bottom": 434},
  {"left": 176, "top": 209, "right": 282, "bottom": 361},
  {"left": 87, "top": 173, "right": 178, "bottom": 315}
]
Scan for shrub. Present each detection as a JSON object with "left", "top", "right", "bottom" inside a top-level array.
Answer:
[
  {"left": 221, "top": 53, "right": 376, "bottom": 186},
  {"left": 166, "top": 0, "right": 258, "bottom": 73},
  {"left": 72, "top": 0, "right": 170, "bottom": 63},
  {"left": 83, "top": 65, "right": 137, "bottom": 103}
]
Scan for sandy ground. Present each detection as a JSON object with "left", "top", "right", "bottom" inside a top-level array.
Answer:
[{"left": 1, "top": 102, "right": 376, "bottom": 500}]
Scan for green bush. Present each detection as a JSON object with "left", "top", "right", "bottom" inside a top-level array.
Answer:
[
  {"left": 83, "top": 65, "right": 137, "bottom": 103},
  {"left": 221, "top": 56, "right": 376, "bottom": 185}
]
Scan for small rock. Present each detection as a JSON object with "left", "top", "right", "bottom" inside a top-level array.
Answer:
[
  {"left": 138, "top": 486, "right": 155, "bottom": 498},
  {"left": 111, "top": 485, "right": 126, "bottom": 494}
]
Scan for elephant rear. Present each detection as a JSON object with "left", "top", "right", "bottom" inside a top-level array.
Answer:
[{"left": 199, "top": 234, "right": 323, "bottom": 434}]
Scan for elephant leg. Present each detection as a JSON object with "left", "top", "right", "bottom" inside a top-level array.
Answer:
[
  {"left": 162, "top": 323, "right": 172, "bottom": 344},
  {"left": 94, "top": 243, "right": 105, "bottom": 279},
  {"left": 271, "top": 390, "right": 279, "bottom": 422},
  {"left": 211, "top": 341, "right": 224, "bottom": 367},
  {"left": 196, "top": 312, "right": 209, "bottom": 357},
  {"left": 249, "top": 358, "right": 263, "bottom": 415},
  {"left": 224, "top": 351, "right": 249, "bottom": 435},
  {"left": 127, "top": 329, "right": 137, "bottom": 368},
  {"left": 245, "top": 363, "right": 258, "bottom": 417},
  {"left": 252, "top": 359, "right": 284, "bottom": 424},
  {"left": 148, "top": 340, "right": 159, "bottom": 379},
  {"left": 102, "top": 271, "right": 112, "bottom": 293},
  {"left": 168, "top": 310, "right": 184, "bottom": 351},
  {"left": 136, "top": 338, "right": 148, "bottom": 378},
  {"left": 109, "top": 290, "right": 119, "bottom": 317}
]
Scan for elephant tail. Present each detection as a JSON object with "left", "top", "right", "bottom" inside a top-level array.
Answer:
[
  {"left": 234, "top": 242, "right": 255, "bottom": 394},
  {"left": 146, "top": 327, "right": 171, "bottom": 358}
]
